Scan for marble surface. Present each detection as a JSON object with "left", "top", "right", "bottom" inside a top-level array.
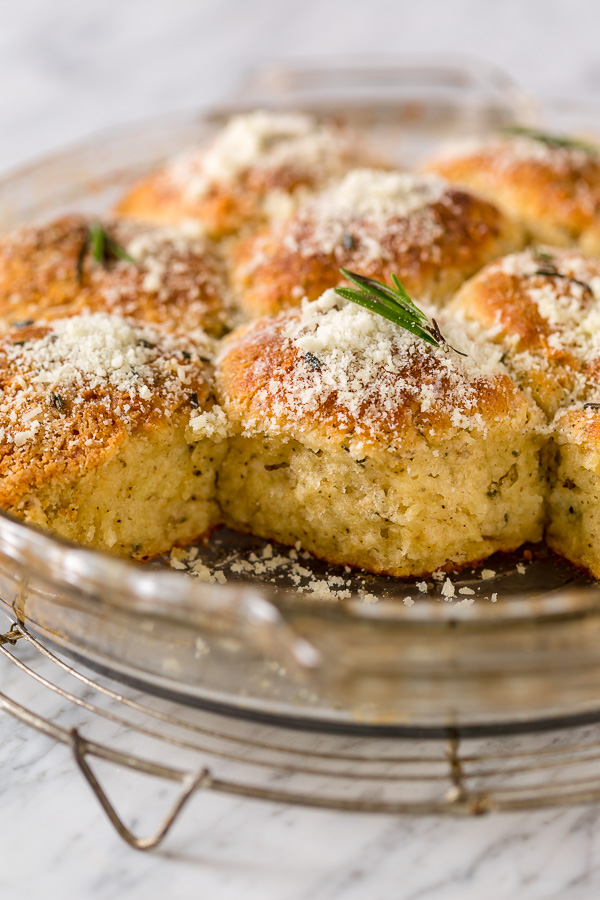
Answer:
[
  {"left": 3, "top": 1, "right": 600, "bottom": 897},
  {"left": 5, "top": 618, "right": 600, "bottom": 900}
]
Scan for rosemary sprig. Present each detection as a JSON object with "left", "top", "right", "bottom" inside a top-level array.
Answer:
[
  {"left": 334, "top": 269, "right": 465, "bottom": 355},
  {"left": 77, "top": 223, "right": 135, "bottom": 283},
  {"left": 503, "top": 125, "right": 598, "bottom": 155}
]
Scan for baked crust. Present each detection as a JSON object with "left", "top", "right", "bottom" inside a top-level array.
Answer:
[
  {"left": 217, "top": 301, "right": 533, "bottom": 452},
  {"left": 115, "top": 111, "right": 368, "bottom": 238},
  {"left": 0, "top": 215, "right": 232, "bottom": 336},
  {"left": 423, "top": 135, "right": 600, "bottom": 251},
  {"left": 0, "top": 314, "right": 222, "bottom": 557},
  {"left": 450, "top": 247, "right": 600, "bottom": 414},
  {"left": 231, "top": 171, "right": 524, "bottom": 317}
]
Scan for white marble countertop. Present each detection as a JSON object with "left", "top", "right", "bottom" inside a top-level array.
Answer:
[{"left": 3, "top": 1, "right": 600, "bottom": 897}]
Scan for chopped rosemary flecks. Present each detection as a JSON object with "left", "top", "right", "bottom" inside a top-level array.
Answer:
[
  {"left": 530, "top": 250, "right": 592, "bottom": 292},
  {"left": 503, "top": 125, "right": 598, "bottom": 155},
  {"left": 49, "top": 392, "right": 65, "bottom": 411},
  {"left": 304, "top": 351, "right": 322, "bottom": 370},
  {"left": 341, "top": 232, "right": 355, "bottom": 251},
  {"left": 583, "top": 402, "right": 600, "bottom": 410},
  {"left": 77, "top": 223, "right": 135, "bottom": 283},
  {"left": 189, "top": 392, "right": 200, "bottom": 409},
  {"left": 10, "top": 319, "right": 34, "bottom": 329},
  {"left": 334, "top": 269, "right": 466, "bottom": 355}
]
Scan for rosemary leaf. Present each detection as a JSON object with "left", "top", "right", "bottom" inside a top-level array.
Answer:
[
  {"left": 504, "top": 126, "right": 598, "bottom": 155},
  {"left": 334, "top": 286, "right": 437, "bottom": 346},
  {"left": 85, "top": 223, "right": 135, "bottom": 270},
  {"left": 334, "top": 269, "right": 464, "bottom": 354},
  {"left": 105, "top": 234, "right": 135, "bottom": 264},
  {"left": 89, "top": 223, "right": 107, "bottom": 264}
]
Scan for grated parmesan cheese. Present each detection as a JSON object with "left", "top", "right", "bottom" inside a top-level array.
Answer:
[
  {"left": 6, "top": 314, "right": 161, "bottom": 396},
  {"left": 230, "top": 289, "right": 509, "bottom": 452},
  {"left": 441, "top": 578, "right": 455, "bottom": 599},
  {"left": 429, "top": 134, "right": 596, "bottom": 172},
  {"left": 279, "top": 170, "right": 448, "bottom": 264},
  {"left": 485, "top": 250, "right": 600, "bottom": 402},
  {"left": 168, "top": 111, "right": 350, "bottom": 200},
  {"left": 0, "top": 313, "right": 213, "bottom": 448},
  {"left": 189, "top": 405, "right": 230, "bottom": 439},
  {"left": 309, "top": 169, "right": 446, "bottom": 224}
]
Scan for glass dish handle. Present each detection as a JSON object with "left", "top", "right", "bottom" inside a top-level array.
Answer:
[{"left": 229, "top": 54, "right": 538, "bottom": 122}]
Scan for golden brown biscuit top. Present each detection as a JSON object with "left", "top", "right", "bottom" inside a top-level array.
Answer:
[
  {"left": 165, "top": 111, "right": 361, "bottom": 202},
  {"left": 217, "top": 290, "right": 537, "bottom": 455},
  {"left": 553, "top": 405, "right": 600, "bottom": 447},
  {"left": 231, "top": 168, "right": 521, "bottom": 316},
  {"left": 0, "top": 214, "right": 232, "bottom": 335},
  {"left": 424, "top": 135, "right": 600, "bottom": 239},
  {"left": 452, "top": 248, "right": 600, "bottom": 376},
  {"left": 245, "top": 169, "right": 505, "bottom": 267},
  {"left": 267, "top": 169, "right": 449, "bottom": 264},
  {"left": 0, "top": 313, "right": 213, "bottom": 506}
]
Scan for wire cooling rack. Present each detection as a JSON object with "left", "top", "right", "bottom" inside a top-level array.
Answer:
[{"left": 4, "top": 616, "right": 600, "bottom": 851}]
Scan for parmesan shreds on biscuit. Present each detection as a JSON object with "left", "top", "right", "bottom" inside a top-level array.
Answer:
[
  {"left": 223, "top": 290, "right": 508, "bottom": 450},
  {"left": 115, "top": 110, "right": 367, "bottom": 237},
  {"left": 231, "top": 166, "right": 524, "bottom": 317},
  {"left": 169, "top": 111, "right": 352, "bottom": 200},
  {"left": 423, "top": 133, "right": 600, "bottom": 252}
]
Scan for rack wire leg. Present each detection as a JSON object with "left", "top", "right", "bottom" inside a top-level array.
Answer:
[{"left": 69, "top": 729, "right": 211, "bottom": 851}]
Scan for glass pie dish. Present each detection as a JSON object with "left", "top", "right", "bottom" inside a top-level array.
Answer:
[{"left": 2, "top": 56, "right": 600, "bottom": 736}]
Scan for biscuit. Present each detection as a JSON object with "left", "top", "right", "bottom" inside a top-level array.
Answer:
[
  {"left": 423, "top": 133, "right": 600, "bottom": 251},
  {"left": 115, "top": 111, "right": 367, "bottom": 238},
  {"left": 548, "top": 405, "right": 600, "bottom": 578},
  {"left": 0, "top": 215, "right": 233, "bottom": 336},
  {"left": 450, "top": 247, "right": 600, "bottom": 415},
  {"left": 215, "top": 291, "right": 546, "bottom": 577},
  {"left": 231, "top": 169, "right": 524, "bottom": 317},
  {"left": 0, "top": 313, "right": 226, "bottom": 558}
]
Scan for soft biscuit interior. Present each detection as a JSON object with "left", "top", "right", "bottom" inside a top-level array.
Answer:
[{"left": 546, "top": 408, "right": 600, "bottom": 577}]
